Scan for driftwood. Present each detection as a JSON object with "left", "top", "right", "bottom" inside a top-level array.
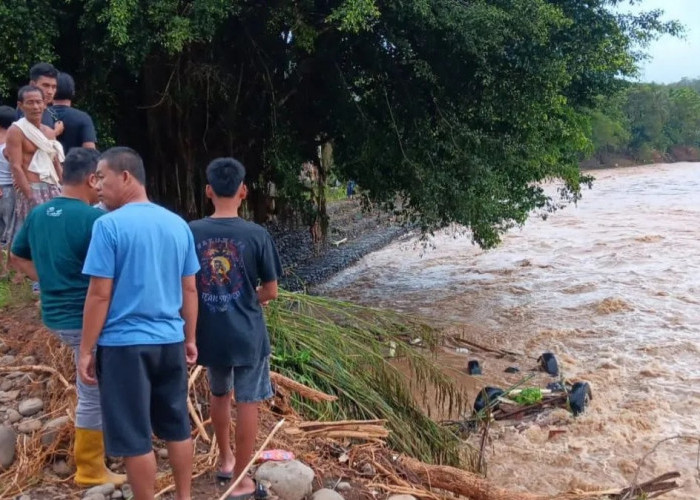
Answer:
[
  {"left": 0, "top": 364, "right": 72, "bottom": 391},
  {"left": 270, "top": 371, "right": 337, "bottom": 402},
  {"left": 399, "top": 454, "right": 546, "bottom": 500},
  {"left": 398, "top": 455, "right": 682, "bottom": 500},
  {"left": 286, "top": 419, "right": 389, "bottom": 441}
]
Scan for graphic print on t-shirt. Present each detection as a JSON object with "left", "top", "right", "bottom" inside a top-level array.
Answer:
[{"left": 196, "top": 237, "right": 246, "bottom": 312}]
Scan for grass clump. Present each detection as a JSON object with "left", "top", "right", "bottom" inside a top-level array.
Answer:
[{"left": 268, "top": 290, "right": 474, "bottom": 468}]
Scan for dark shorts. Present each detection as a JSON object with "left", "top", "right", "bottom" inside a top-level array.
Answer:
[
  {"left": 97, "top": 342, "right": 190, "bottom": 457},
  {"left": 207, "top": 356, "right": 273, "bottom": 403}
]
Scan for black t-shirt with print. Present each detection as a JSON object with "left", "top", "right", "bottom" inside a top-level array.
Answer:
[
  {"left": 51, "top": 105, "right": 97, "bottom": 153},
  {"left": 189, "top": 217, "right": 282, "bottom": 367}
]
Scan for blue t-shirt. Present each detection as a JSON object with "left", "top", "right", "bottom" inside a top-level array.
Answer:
[{"left": 82, "top": 202, "right": 200, "bottom": 346}]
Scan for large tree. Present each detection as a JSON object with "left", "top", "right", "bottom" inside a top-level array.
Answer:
[{"left": 0, "top": 0, "right": 680, "bottom": 247}]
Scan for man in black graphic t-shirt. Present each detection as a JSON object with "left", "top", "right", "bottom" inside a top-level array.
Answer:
[{"left": 189, "top": 157, "right": 282, "bottom": 498}]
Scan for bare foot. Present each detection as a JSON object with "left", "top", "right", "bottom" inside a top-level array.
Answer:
[
  {"left": 217, "top": 449, "right": 235, "bottom": 477},
  {"left": 226, "top": 475, "right": 256, "bottom": 499}
]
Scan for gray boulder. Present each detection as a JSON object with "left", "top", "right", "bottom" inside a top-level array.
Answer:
[
  {"left": 0, "top": 426, "right": 17, "bottom": 470},
  {"left": 255, "top": 460, "right": 315, "bottom": 500}
]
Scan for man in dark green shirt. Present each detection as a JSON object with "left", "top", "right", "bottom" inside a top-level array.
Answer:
[{"left": 10, "top": 148, "right": 126, "bottom": 489}]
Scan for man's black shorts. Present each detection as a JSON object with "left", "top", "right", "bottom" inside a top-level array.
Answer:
[{"left": 96, "top": 342, "right": 190, "bottom": 457}]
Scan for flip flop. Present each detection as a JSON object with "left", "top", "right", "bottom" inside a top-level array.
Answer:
[
  {"left": 227, "top": 479, "right": 268, "bottom": 500},
  {"left": 216, "top": 470, "right": 234, "bottom": 481}
]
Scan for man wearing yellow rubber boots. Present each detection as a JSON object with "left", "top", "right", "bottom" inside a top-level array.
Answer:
[{"left": 10, "top": 148, "right": 126, "bottom": 487}]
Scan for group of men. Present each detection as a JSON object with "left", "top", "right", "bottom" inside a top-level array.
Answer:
[
  {"left": 0, "top": 62, "right": 96, "bottom": 274},
  {"left": 4, "top": 63, "right": 283, "bottom": 500}
]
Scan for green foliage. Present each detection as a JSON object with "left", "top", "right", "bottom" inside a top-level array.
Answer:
[
  {"left": 267, "top": 291, "right": 473, "bottom": 467},
  {"left": 586, "top": 79, "right": 700, "bottom": 160},
  {"left": 0, "top": 0, "right": 682, "bottom": 245},
  {"left": 512, "top": 388, "right": 543, "bottom": 406}
]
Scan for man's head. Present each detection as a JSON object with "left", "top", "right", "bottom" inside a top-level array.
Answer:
[
  {"left": 17, "top": 86, "right": 46, "bottom": 123},
  {"left": 62, "top": 148, "right": 102, "bottom": 204},
  {"left": 55, "top": 72, "right": 75, "bottom": 102},
  {"left": 0, "top": 105, "right": 15, "bottom": 131},
  {"left": 205, "top": 157, "right": 247, "bottom": 202},
  {"left": 96, "top": 147, "right": 147, "bottom": 210},
  {"left": 29, "top": 63, "right": 58, "bottom": 104}
]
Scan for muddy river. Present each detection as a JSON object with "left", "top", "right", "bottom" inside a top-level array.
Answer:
[{"left": 318, "top": 163, "right": 700, "bottom": 498}]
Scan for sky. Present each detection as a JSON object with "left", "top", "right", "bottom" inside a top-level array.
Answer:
[{"left": 618, "top": 0, "right": 700, "bottom": 84}]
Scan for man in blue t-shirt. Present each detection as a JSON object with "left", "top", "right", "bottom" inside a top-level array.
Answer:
[
  {"left": 189, "top": 158, "right": 282, "bottom": 498},
  {"left": 79, "top": 147, "right": 199, "bottom": 500}
]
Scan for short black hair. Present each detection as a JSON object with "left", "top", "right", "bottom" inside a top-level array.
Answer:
[
  {"left": 63, "top": 148, "right": 101, "bottom": 185},
  {"left": 55, "top": 72, "right": 75, "bottom": 101},
  {"left": 206, "top": 157, "right": 246, "bottom": 197},
  {"left": 0, "top": 106, "right": 15, "bottom": 129},
  {"left": 100, "top": 147, "right": 146, "bottom": 185},
  {"left": 18, "top": 85, "right": 44, "bottom": 102},
  {"left": 29, "top": 62, "right": 58, "bottom": 82}
]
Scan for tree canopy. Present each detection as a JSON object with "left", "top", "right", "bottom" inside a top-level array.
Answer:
[
  {"left": 0, "top": 0, "right": 681, "bottom": 247},
  {"left": 588, "top": 78, "right": 700, "bottom": 162}
]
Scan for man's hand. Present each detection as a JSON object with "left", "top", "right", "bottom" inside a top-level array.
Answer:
[
  {"left": 54, "top": 121, "right": 64, "bottom": 136},
  {"left": 185, "top": 341, "right": 198, "bottom": 365},
  {"left": 78, "top": 351, "right": 97, "bottom": 385}
]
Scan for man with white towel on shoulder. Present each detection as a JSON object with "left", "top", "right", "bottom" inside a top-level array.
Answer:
[{"left": 4, "top": 85, "right": 63, "bottom": 247}]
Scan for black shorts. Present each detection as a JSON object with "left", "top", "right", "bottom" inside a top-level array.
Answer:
[{"left": 96, "top": 342, "right": 191, "bottom": 457}]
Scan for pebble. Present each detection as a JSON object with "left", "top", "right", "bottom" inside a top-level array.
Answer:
[
  {"left": 19, "top": 495, "right": 31, "bottom": 500},
  {"left": 336, "top": 482, "right": 352, "bottom": 492},
  {"left": 0, "top": 390, "right": 19, "bottom": 403},
  {"left": 121, "top": 484, "right": 132, "bottom": 499},
  {"left": 0, "top": 355, "right": 15, "bottom": 366},
  {"left": 0, "top": 340, "right": 9, "bottom": 353},
  {"left": 6, "top": 372, "right": 25, "bottom": 379},
  {"left": 0, "top": 426, "right": 17, "bottom": 469},
  {"left": 18, "top": 397, "right": 43, "bottom": 416},
  {"left": 52, "top": 459, "right": 72, "bottom": 477},
  {"left": 85, "top": 483, "right": 116, "bottom": 497},
  {"left": 41, "top": 415, "right": 71, "bottom": 447},
  {"left": 6, "top": 409, "right": 22, "bottom": 423},
  {"left": 17, "top": 419, "right": 43, "bottom": 433},
  {"left": 112, "top": 491, "right": 123, "bottom": 499},
  {"left": 21, "top": 356, "right": 37, "bottom": 365},
  {"left": 157, "top": 447, "right": 169, "bottom": 459},
  {"left": 83, "top": 495, "right": 106, "bottom": 500},
  {"left": 312, "top": 489, "right": 344, "bottom": 500},
  {"left": 0, "top": 379, "right": 13, "bottom": 391}
]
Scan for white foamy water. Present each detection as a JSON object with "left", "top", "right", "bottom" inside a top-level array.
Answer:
[{"left": 319, "top": 163, "right": 700, "bottom": 498}]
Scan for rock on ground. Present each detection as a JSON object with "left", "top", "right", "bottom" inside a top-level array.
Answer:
[
  {"left": 17, "top": 418, "right": 42, "bottom": 433},
  {"left": 255, "top": 460, "right": 314, "bottom": 500},
  {"left": 18, "top": 397, "right": 44, "bottom": 416},
  {"left": 0, "top": 426, "right": 17, "bottom": 469},
  {"left": 41, "top": 415, "right": 71, "bottom": 446},
  {"left": 312, "top": 488, "right": 345, "bottom": 500},
  {"left": 84, "top": 483, "right": 116, "bottom": 497}
]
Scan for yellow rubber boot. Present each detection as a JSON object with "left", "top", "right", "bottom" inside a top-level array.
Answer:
[{"left": 74, "top": 428, "right": 127, "bottom": 487}]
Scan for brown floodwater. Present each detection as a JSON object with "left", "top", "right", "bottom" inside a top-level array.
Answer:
[{"left": 318, "top": 163, "right": 700, "bottom": 498}]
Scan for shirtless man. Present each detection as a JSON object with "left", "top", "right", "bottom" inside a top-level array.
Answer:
[{"left": 5, "top": 86, "right": 63, "bottom": 246}]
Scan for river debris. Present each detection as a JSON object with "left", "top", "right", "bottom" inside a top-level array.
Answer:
[{"left": 537, "top": 352, "right": 560, "bottom": 376}]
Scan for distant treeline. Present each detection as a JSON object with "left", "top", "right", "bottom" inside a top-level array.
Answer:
[{"left": 588, "top": 78, "right": 700, "bottom": 164}]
